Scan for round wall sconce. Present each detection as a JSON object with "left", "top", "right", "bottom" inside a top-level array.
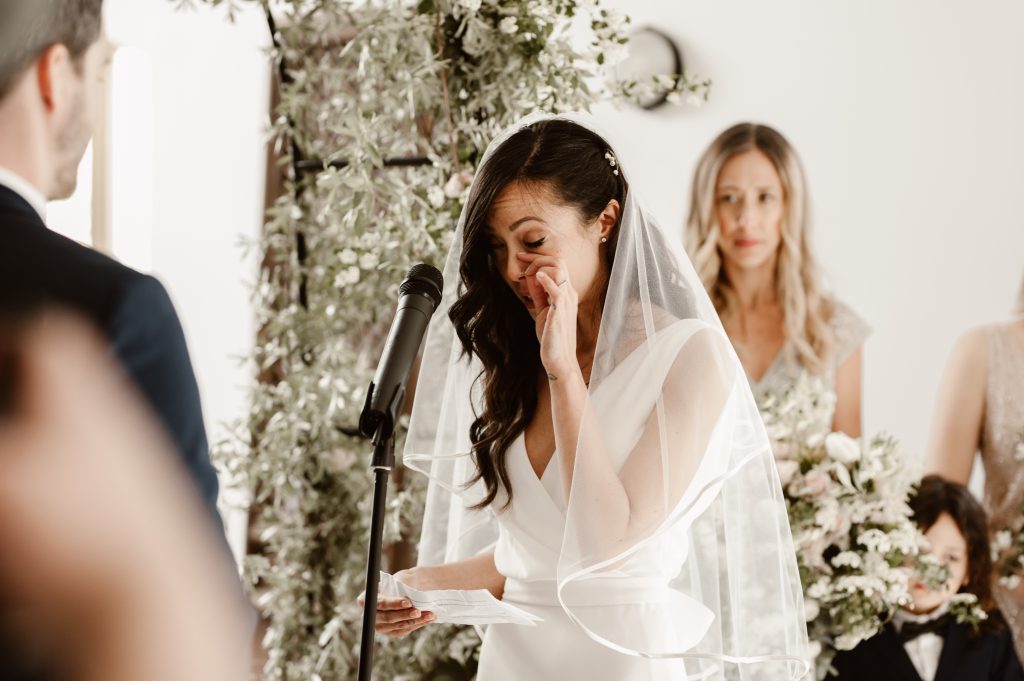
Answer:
[{"left": 615, "top": 27, "right": 684, "bottom": 110}]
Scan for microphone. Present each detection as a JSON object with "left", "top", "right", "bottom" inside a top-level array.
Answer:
[{"left": 358, "top": 263, "right": 443, "bottom": 442}]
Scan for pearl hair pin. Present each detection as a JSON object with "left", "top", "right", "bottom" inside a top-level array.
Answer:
[{"left": 604, "top": 150, "right": 619, "bottom": 176}]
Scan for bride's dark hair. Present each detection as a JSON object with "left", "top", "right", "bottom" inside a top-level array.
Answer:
[{"left": 449, "top": 119, "right": 628, "bottom": 509}]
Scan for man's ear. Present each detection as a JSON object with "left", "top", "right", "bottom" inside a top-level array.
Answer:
[{"left": 35, "top": 44, "right": 72, "bottom": 113}]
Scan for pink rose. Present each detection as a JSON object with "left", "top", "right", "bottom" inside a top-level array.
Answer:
[{"left": 792, "top": 468, "right": 830, "bottom": 498}]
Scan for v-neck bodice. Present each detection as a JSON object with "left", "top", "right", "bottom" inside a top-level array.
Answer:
[
  {"left": 746, "top": 299, "right": 870, "bottom": 406},
  {"left": 489, "top": 318, "right": 709, "bottom": 586}
]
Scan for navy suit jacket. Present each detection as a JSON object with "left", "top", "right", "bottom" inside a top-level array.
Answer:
[
  {"left": 830, "top": 616, "right": 1024, "bottom": 681},
  {"left": 0, "top": 184, "right": 254, "bottom": 680},
  {"left": 0, "top": 184, "right": 222, "bottom": 527}
]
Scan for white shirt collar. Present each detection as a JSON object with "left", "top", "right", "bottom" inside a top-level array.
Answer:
[
  {"left": 893, "top": 599, "right": 952, "bottom": 631},
  {"left": 893, "top": 601, "right": 951, "bottom": 681},
  {"left": 0, "top": 165, "right": 47, "bottom": 220}
]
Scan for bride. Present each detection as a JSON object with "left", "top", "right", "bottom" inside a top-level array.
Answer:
[{"left": 367, "top": 114, "right": 810, "bottom": 680}]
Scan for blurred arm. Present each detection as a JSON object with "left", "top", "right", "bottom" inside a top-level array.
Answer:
[
  {"left": 832, "top": 345, "right": 864, "bottom": 437},
  {"left": 923, "top": 328, "right": 988, "bottom": 485}
]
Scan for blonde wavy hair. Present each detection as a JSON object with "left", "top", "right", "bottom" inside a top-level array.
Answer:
[{"left": 684, "top": 123, "right": 836, "bottom": 376}]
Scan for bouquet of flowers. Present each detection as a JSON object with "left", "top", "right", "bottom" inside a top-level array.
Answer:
[{"left": 758, "top": 375, "right": 924, "bottom": 677}]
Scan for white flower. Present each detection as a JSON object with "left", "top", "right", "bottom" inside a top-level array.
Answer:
[
  {"left": 339, "top": 249, "right": 358, "bottom": 265},
  {"left": 828, "top": 507, "right": 853, "bottom": 540},
  {"left": 665, "top": 90, "right": 682, "bottom": 105},
  {"left": 831, "top": 551, "right": 863, "bottom": 570},
  {"left": 775, "top": 459, "right": 799, "bottom": 487},
  {"left": 996, "top": 530, "right": 1014, "bottom": 552},
  {"left": 1000, "top": 574, "right": 1022, "bottom": 590},
  {"left": 686, "top": 92, "right": 704, "bottom": 108},
  {"left": 333, "top": 266, "right": 361, "bottom": 287},
  {"left": 835, "top": 631, "right": 869, "bottom": 652},
  {"left": 602, "top": 42, "right": 629, "bottom": 66},
  {"left": 825, "top": 432, "right": 861, "bottom": 465},
  {"left": 358, "top": 253, "right": 379, "bottom": 270},
  {"left": 654, "top": 74, "right": 675, "bottom": 89},
  {"left": 462, "top": 19, "right": 489, "bottom": 57},
  {"left": 857, "top": 528, "right": 893, "bottom": 554},
  {"left": 791, "top": 467, "right": 830, "bottom": 498},
  {"left": 804, "top": 597, "right": 820, "bottom": 622},
  {"left": 456, "top": 0, "right": 482, "bottom": 14},
  {"left": 443, "top": 171, "right": 473, "bottom": 198},
  {"left": 602, "top": 8, "right": 629, "bottom": 32},
  {"left": 814, "top": 497, "right": 840, "bottom": 533},
  {"left": 498, "top": 17, "right": 519, "bottom": 35},
  {"left": 427, "top": 186, "right": 446, "bottom": 208},
  {"left": 807, "top": 578, "right": 831, "bottom": 600}
]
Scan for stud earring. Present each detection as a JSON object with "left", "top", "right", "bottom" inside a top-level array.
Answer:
[{"left": 600, "top": 237, "right": 608, "bottom": 243}]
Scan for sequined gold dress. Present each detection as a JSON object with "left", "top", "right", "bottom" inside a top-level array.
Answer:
[{"left": 981, "top": 321, "right": 1024, "bottom": 659}]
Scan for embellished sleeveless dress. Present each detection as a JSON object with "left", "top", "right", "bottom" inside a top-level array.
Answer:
[
  {"left": 980, "top": 321, "right": 1024, "bottom": 659},
  {"left": 745, "top": 299, "right": 870, "bottom": 423}
]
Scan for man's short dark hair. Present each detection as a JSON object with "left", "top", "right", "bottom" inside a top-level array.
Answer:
[{"left": 0, "top": 0, "right": 104, "bottom": 99}]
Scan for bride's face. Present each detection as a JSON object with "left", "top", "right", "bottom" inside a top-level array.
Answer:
[
  {"left": 714, "top": 149, "right": 785, "bottom": 273},
  {"left": 486, "top": 181, "right": 610, "bottom": 318}
]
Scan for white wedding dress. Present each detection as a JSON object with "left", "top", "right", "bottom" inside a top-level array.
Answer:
[
  {"left": 476, "top": 319, "right": 717, "bottom": 681},
  {"left": 407, "top": 113, "right": 810, "bottom": 681}
]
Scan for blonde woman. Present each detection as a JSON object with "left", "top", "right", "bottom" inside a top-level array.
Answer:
[
  {"left": 925, "top": 273, "right": 1024, "bottom": 658},
  {"left": 684, "top": 123, "right": 869, "bottom": 436}
]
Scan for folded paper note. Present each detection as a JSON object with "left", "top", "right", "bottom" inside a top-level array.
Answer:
[{"left": 379, "top": 571, "right": 543, "bottom": 626}]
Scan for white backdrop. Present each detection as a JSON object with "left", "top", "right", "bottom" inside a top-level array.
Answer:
[
  {"left": 595, "top": 0, "right": 1024, "bottom": 471},
  {"left": 97, "top": 0, "right": 269, "bottom": 452},
  {"left": 65, "top": 1, "right": 1023, "bottom": 494}
]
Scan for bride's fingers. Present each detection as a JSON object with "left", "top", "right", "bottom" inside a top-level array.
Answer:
[
  {"left": 525, "top": 270, "right": 546, "bottom": 310},
  {"left": 522, "top": 257, "right": 566, "bottom": 281},
  {"left": 536, "top": 271, "right": 563, "bottom": 307},
  {"left": 376, "top": 611, "right": 435, "bottom": 635},
  {"left": 358, "top": 593, "right": 411, "bottom": 611},
  {"left": 377, "top": 597, "right": 412, "bottom": 610},
  {"left": 401, "top": 619, "right": 435, "bottom": 635},
  {"left": 376, "top": 606, "right": 423, "bottom": 624}
]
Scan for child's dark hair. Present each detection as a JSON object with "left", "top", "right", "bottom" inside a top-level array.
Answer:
[{"left": 911, "top": 475, "right": 1002, "bottom": 634}]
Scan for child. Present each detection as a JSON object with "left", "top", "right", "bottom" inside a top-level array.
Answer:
[{"left": 830, "top": 475, "right": 1024, "bottom": 680}]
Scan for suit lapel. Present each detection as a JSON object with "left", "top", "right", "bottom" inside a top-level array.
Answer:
[
  {"left": 872, "top": 626, "right": 925, "bottom": 681},
  {"left": 0, "top": 184, "right": 44, "bottom": 224},
  {"left": 932, "top": 621, "right": 968, "bottom": 681}
]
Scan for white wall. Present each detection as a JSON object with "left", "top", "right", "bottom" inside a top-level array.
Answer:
[
  {"left": 98, "top": 1, "right": 269, "bottom": 554},
  {"left": 595, "top": 0, "right": 1024, "bottom": 467},
  {"left": 76, "top": 1, "right": 1024, "bottom": 489},
  {"left": 100, "top": 0, "right": 269, "bottom": 451}
]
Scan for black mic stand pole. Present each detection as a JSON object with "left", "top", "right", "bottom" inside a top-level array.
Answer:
[{"left": 357, "top": 420, "right": 394, "bottom": 681}]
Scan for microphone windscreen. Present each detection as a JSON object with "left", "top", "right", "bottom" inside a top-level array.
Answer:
[{"left": 401, "top": 263, "right": 444, "bottom": 308}]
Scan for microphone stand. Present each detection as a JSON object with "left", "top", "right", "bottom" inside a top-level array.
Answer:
[
  {"left": 353, "top": 263, "right": 443, "bottom": 680},
  {"left": 357, "top": 420, "right": 394, "bottom": 681}
]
